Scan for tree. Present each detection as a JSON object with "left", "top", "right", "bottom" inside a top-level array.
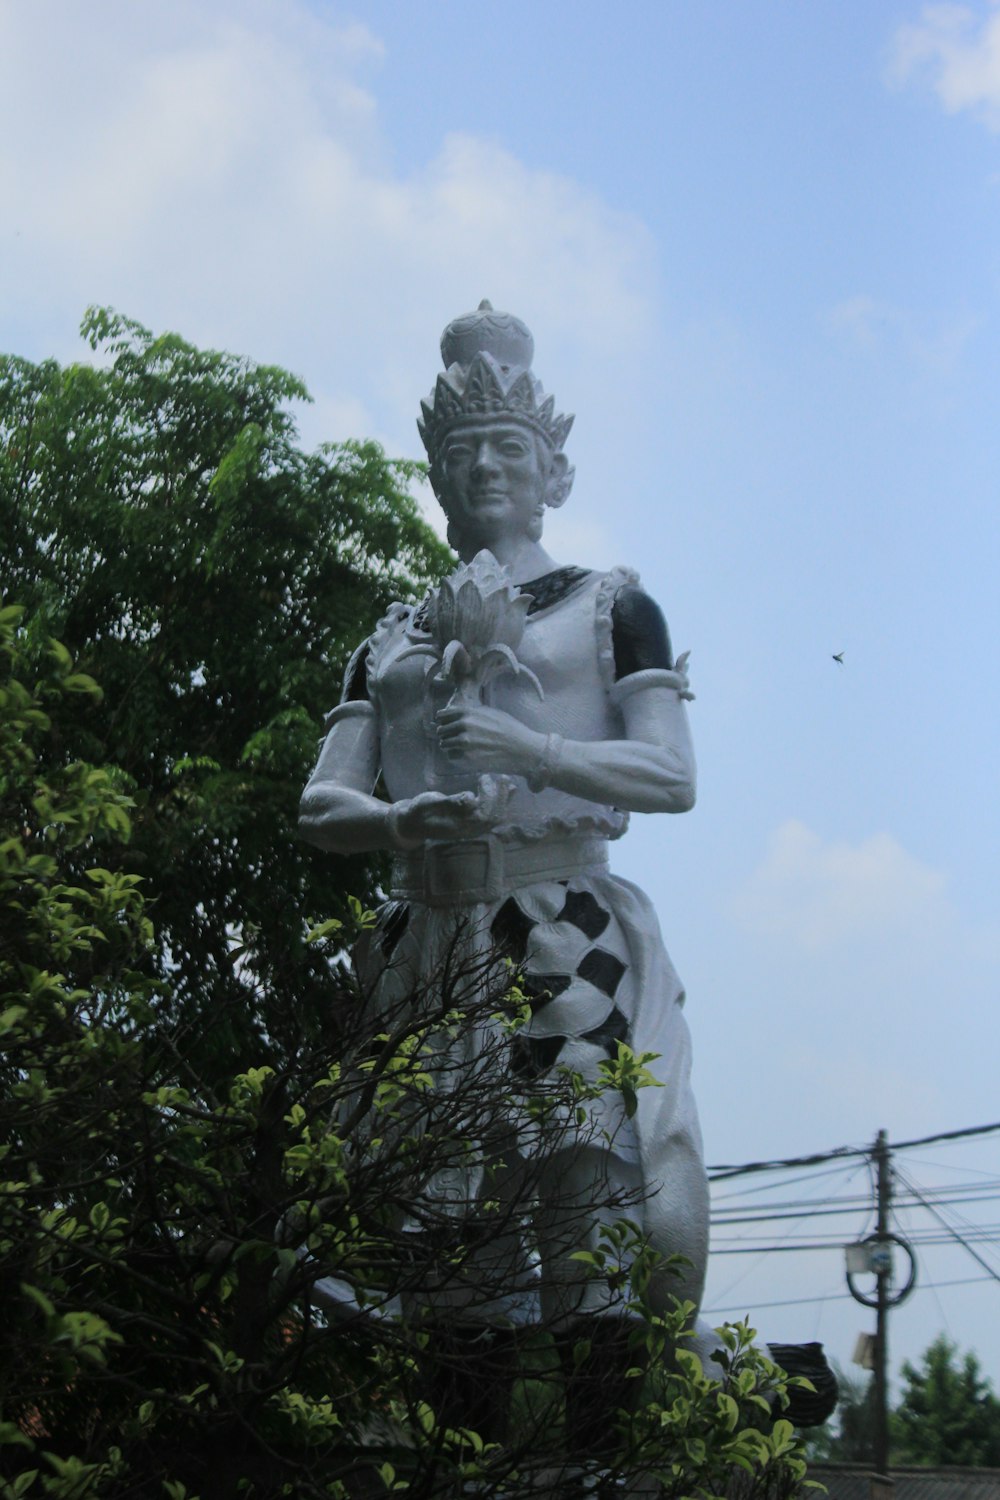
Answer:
[
  {"left": 1, "top": 317, "right": 817, "bottom": 1497},
  {"left": 0, "top": 607, "right": 816, "bottom": 1498},
  {"left": 0, "top": 309, "right": 451, "bottom": 1081},
  {"left": 893, "top": 1335, "right": 1000, "bottom": 1468}
]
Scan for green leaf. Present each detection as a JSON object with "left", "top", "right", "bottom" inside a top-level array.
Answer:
[
  {"left": 20, "top": 1283, "right": 56, "bottom": 1319},
  {"left": 0, "top": 1421, "right": 36, "bottom": 1451},
  {"left": 5, "top": 1470, "right": 40, "bottom": 1497}
]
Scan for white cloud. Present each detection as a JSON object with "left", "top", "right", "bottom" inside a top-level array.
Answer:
[
  {"left": 733, "top": 819, "right": 950, "bottom": 951},
  {"left": 0, "top": 0, "right": 657, "bottom": 479},
  {"left": 826, "top": 295, "right": 979, "bottom": 377},
  {"left": 829, "top": 295, "right": 905, "bottom": 351},
  {"left": 890, "top": 2, "right": 1000, "bottom": 129}
]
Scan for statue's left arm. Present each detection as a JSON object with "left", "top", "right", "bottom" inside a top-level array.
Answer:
[{"left": 435, "top": 584, "right": 696, "bottom": 815}]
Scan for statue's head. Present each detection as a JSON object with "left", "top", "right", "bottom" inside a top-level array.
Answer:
[{"left": 418, "top": 301, "right": 575, "bottom": 546}]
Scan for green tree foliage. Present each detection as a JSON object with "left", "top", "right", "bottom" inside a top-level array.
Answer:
[
  {"left": 893, "top": 1335, "right": 1000, "bottom": 1467},
  {"left": 0, "top": 610, "right": 814, "bottom": 1497},
  {"left": 0, "top": 318, "right": 817, "bottom": 1496},
  {"left": 0, "top": 310, "right": 451, "bottom": 1078},
  {"left": 803, "top": 1341, "right": 1000, "bottom": 1471}
]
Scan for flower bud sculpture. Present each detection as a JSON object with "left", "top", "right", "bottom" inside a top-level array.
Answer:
[
  {"left": 426, "top": 550, "right": 542, "bottom": 706},
  {"left": 395, "top": 550, "right": 543, "bottom": 795}
]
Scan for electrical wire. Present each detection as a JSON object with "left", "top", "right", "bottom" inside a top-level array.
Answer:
[
  {"left": 704, "top": 1273, "right": 999, "bottom": 1319},
  {"left": 893, "top": 1165, "right": 1000, "bottom": 1288},
  {"left": 711, "top": 1159, "right": 872, "bottom": 1204},
  {"left": 715, "top": 1222, "right": 1000, "bottom": 1242},
  {"left": 712, "top": 1195, "right": 1000, "bottom": 1227},
  {"left": 705, "top": 1159, "right": 870, "bottom": 1308},
  {"left": 707, "top": 1119, "right": 1000, "bottom": 1182},
  {"left": 897, "top": 1171, "right": 1000, "bottom": 1276},
  {"left": 901, "top": 1154, "right": 1000, "bottom": 1181},
  {"left": 891, "top": 1121, "right": 1000, "bottom": 1154},
  {"left": 698, "top": 1123, "right": 1000, "bottom": 1330},
  {"left": 711, "top": 1230, "right": 1000, "bottom": 1254},
  {"left": 709, "top": 1143, "right": 868, "bottom": 1182}
]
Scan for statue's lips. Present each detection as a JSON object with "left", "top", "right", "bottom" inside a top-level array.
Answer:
[{"left": 468, "top": 488, "right": 507, "bottom": 501}]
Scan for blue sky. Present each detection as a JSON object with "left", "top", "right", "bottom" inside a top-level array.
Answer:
[{"left": 2, "top": 0, "right": 998, "bottom": 1387}]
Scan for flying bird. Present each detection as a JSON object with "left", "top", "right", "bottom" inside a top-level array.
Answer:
[{"left": 832, "top": 652, "right": 844, "bottom": 665}]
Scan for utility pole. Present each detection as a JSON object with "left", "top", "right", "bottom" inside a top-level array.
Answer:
[
  {"left": 873, "top": 1128, "right": 891, "bottom": 1481},
  {"left": 845, "top": 1129, "right": 916, "bottom": 1496}
]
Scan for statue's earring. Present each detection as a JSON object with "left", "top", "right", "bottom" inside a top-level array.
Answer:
[{"left": 545, "top": 456, "right": 574, "bottom": 510}]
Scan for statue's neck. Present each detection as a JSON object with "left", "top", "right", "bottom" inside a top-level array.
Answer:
[{"left": 453, "top": 534, "right": 559, "bottom": 586}]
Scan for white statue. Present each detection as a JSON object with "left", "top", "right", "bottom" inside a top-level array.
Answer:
[{"left": 300, "top": 302, "right": 711, "bottom": 1449}]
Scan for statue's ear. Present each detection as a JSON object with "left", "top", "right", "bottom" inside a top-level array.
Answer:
[{"left": 545, "top": 451, "right": 573, "bottom": 509}]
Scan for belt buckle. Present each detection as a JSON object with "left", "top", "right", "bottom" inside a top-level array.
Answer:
[{"left": 423, "top": 836, "right": 502, "bottom": 905}]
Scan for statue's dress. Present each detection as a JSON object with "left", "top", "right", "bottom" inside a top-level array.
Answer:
[{"left": 327, "top": 566, "right": 709, "bottom": 1323}]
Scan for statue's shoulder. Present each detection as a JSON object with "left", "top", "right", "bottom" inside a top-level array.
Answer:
[
  {"left": 594, "top": 567, "right": 675, "bottom": 683},
  {"left": 371, "top": 598, "right": 418, "bottom": 642},
  {"left": 340, "top": 600, "right": 420, "bottom": 704}
]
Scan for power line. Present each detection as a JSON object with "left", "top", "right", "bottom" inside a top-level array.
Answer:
[
  {"left": 711, "top": 1242, "right": 858, "bottom": 1256},
  {"left": 707, "top": 1119, "right": 1000, "bottom": 1182},
  {"left": 713, "top": 1200, "right": 871, "bottom": 1225},
  {"left": 892, "top": 1121, "right": 1000, "bottom": 1155},
  {"left": 704, "top": 1160, "right": 871, "bottom": 1309},
  {"left": 711, "top": 1188, "right": 1000, "bottom": 1227},
  {"left": 711, "top": 1159, "right": 868, "bottom": 1203},
  {"left": 711, "top": 1228, "right": 1000, "bottom": 1254},
  {"left": 709, "top": 1144, "right": 866, "bottom": 1182},
  {"left": 703, "top": 1122, "right": 1000, "bottom": 1364},
  {"left": 901, "top": 1154, "right": 1000, "bottom": 1181},
  {"left": 704, "top": 1273, "right": 999, "bottom": 1318},
  {"left": 893, "top": 1166, "right": 1000, "bottom": 1288}
]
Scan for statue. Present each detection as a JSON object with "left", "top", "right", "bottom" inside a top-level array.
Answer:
[{"left": 299, "top": 302, "right": 714, "bottom": 1456}]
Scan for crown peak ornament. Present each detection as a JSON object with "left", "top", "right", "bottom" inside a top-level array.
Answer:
[
  {"left": 418, "top": 302, "right": 574, "bottom": 491},
  {"left": 440, "top": 299, "right": 535, "bottom": 374}
]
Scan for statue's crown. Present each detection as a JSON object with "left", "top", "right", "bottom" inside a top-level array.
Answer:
[{"left": 418, "top": 300, "right": 574, "bottom": 468}]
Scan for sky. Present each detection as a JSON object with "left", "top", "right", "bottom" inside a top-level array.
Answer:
[{"left": 2, "top": 0, "right": 999, "bottom": 1391}]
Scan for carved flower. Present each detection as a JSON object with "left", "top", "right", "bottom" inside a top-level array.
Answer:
[
  {"left": 423, "top": 550, "right": 542, "bottom": 701},
  {"left": 426, "top": 550, "right": 531, "bottom": 656}
]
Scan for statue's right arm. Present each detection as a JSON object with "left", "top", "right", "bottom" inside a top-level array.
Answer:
[
  {"left": 299, "top": 701, "right": 492, "bottom": 854},
  {"left": 298, "top": 702, "right": 397, "bottom": 855}
]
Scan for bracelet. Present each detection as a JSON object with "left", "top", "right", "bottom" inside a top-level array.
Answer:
[{"left": 527, "top": 732, "right": 564, "bottom": 793}]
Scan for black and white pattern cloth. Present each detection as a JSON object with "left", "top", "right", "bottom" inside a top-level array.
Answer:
[
  {"left": 362, "top": 874, "right": 645, "bottom": 1166},
  {"left": 490, "top": 886, "right": 629, "bottom": 1081}
]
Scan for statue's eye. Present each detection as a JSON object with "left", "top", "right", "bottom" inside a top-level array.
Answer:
[{"left": 500, "top": 439, "right": 528, "bottom": 457}]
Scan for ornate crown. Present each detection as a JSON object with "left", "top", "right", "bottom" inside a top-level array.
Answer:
[{"left": 417, "top": 301, "right": 574, "bottom": 472}]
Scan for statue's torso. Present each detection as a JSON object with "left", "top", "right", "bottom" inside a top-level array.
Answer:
[{"left": 368, "top": 568, "right": 632, "bottom": 844}]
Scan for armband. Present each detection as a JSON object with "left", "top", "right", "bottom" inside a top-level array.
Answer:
[
  {"left": 608, "top": 656, "right": 694, "bottom": 710},
  {"left": 322, "top": 699, "right": 377, "bottom": 735}
]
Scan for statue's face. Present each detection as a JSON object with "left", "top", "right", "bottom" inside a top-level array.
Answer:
[{"left": 437, "top": 420, "right": 551, "bottom": 546}]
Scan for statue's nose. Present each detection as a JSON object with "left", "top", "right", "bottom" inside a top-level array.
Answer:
[{"left": 471, "top": 440, "right": 501, "bottom": 478}]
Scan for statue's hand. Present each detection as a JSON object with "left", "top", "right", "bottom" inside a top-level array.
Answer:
[
  {"left": 435, "top": 704, "right": 544, "bottom": 778},
  {"left": 391, "top": 789, "right": 495, "bottom": 846}
]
